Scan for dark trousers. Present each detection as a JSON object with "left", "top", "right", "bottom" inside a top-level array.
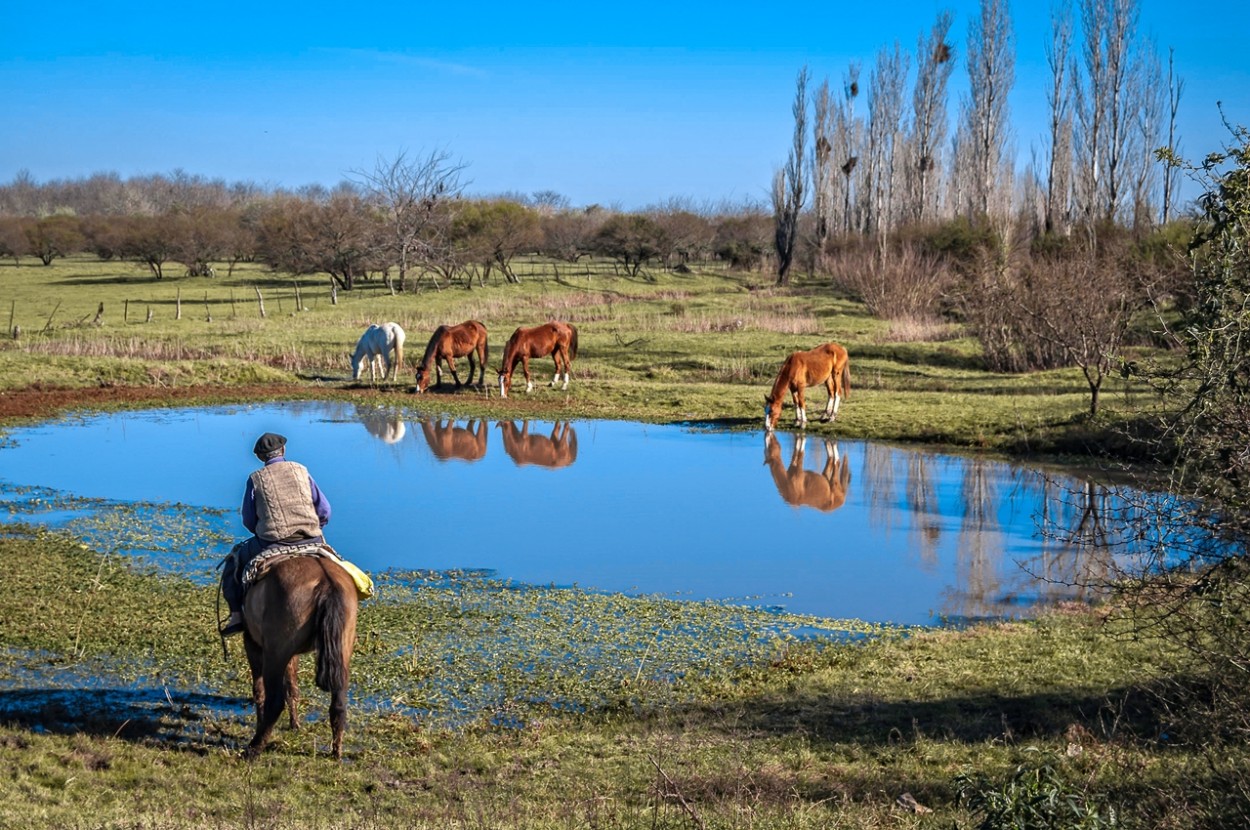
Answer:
[{"left": 220, "top": 535, "right": 327, "bottom": 612}]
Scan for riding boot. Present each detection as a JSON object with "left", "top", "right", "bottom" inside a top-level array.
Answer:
[{"left": 220, "top": 611, "right": 246, "bottom": 637}]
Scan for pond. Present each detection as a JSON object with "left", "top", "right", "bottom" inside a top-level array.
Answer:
[{"left": 0, "top": 400, "right": 1155, "bottom": 627}]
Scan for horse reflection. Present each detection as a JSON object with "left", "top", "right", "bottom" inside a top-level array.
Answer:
[
  {"left": 357, "top": 408, "right": 407, "bottom": 444},
  {"left": 764, "top": 432, "right": 851, "bottom": 512},
  {"left": 419, "top": 417, "right": 488, "bottom": 463},
  {"left": 497, "top": 421, "right": 578, "bottom": 468}
]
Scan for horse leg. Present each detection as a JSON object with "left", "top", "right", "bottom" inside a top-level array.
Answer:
[
  {"left": 246, "top": 657, "right": 292, "bottom": 758},
  {"left": 821, "top": 378, "right": 837, "bottom": 422},
  {"left": 285, "top": 655, "right": 301, "bottom": 731},
  {"left": 329, "top": 683, "right": 348, "bottom": 760},
  {"left": 447, "top": 357, "right": 463, "bottom": 388},
  {"left": 792, "top": 388, "right": 807, "bottom": 429},
  {"left": 557, "top": 349, "right": 571, "bottom": 390},
  {"left": 243, "top": 636, "right": 265, "bottom": 727},
  {"left": 522, "top": 357, "right": 534, "bottom": 393}
]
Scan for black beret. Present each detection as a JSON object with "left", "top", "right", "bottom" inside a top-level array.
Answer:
[{"left": 253, "top": 433, "right": 287, "bottom": 456}]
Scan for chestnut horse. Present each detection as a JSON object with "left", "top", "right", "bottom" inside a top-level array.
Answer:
[
  {"left": 764, "top": 432, "right": 851, "bottom": 512},
  {"left": 351, "top": 322, "right": 406, "bottom": 383},
  {"left": 420, "top": 417, "right": 488, "bottom": 463},
  {"left": 763, "top": 342, "right": 850, "bottom": 432},
  {"left": 241, "top": 555, "right": 358, "bottom": 759},
  {"left": 498, "top": 420, "right": 578, "bottom": 468},
  {"left": 414, "top": 320, "right": 489, "bottom": 393},
  {"left": 496, "top": 321, "right": 578, "bottom": 398}
]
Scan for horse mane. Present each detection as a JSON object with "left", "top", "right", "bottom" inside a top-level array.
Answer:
[
  {"left": 500, "top": 327, "right": 524, "bottom": 371},
  {"left": 420, "top": 325, "right": 450, "bottom": 369},
  {"left": 766, "top": 353, "right": 796, "bottom": 402}
]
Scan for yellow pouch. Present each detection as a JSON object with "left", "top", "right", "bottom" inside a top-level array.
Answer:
[{"left": 336, "top": 558, "right": 376, "bottom": 600}]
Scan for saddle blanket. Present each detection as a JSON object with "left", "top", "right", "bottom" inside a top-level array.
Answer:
[{"left": 238, "top": 541, "right": 376, "bottom": 600}]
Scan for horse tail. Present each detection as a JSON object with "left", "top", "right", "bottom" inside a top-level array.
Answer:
[
  {"left": 840, "top": 357, "right": 851, "bottom": 399},
  {"left": 567, "top": 324, "right": 579, "bottom": 361},
  {"left": 314, "top": 575, "right": 351, "bottom": 693}
]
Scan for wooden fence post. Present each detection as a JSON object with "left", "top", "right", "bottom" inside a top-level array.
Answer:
[
  {"left": 175, "top": 288, "right": 182, "bottom": 321},
  {"left": 254, "top": 286, "right": 266, "bottom": 318}
]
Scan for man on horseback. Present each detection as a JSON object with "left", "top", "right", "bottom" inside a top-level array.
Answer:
[{"left": 219, "top": 432, "right": 332, "bottom": 637}]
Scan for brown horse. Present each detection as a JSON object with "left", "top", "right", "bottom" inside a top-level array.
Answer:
[
  {"left": 763, "top": 342, "right": 851, "bottom": 432},
  {"left": 420, "top": 417, "right": 488, "bottom": 462},
  {"left": 497, "top": 321, "right": 578, "bottom": 398},
  {"left": 414, "top": 320, "right": 489, "bottom": 393},
  {"left": 241, "top": 555, "right": 358, "bottom": 759},
  {"left": 497, "top": 420, "right": 578, "bottom": 468},
  {"left": 764, "top": 432, "right": 851, "bottom": 512}
]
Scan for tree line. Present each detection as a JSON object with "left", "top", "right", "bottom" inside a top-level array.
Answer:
[{"left": 0, "top": 156, "right": 776, "bottom": 290}]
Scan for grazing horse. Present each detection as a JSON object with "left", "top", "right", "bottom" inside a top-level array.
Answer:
[
  {"left": 419, "top": 417, "right": 488, "bottom": 463},
  {"left": 414, "top": 320, "right": 489, "bottom": 392},
  {"left": 764, "top": 432, "right": 851, "bottom": 513},
  {"left": 763, "top": 342, "right": 850, "bottom": 432},
  {"left": 241, "top": 555, "right": 358, "bottom": 759},
  {"left": 351, "top": 322, "right": 406, "bottom": 383},
  {"left": 497, "top": 321, "right": 578, "bottom": 398},
  {"left": 497, "top": 420, "right": 578, "bottom": 468}
]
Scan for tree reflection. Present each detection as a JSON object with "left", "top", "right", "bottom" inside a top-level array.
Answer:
[
  {"left": 419, "top": 417, "right": 488, "bottom": 463},
  {"left": 763, "top": 432, "right": 851, "bottom": 513},
  {"left": 497, "top": 421, "right": 578, "bottom": 469}
]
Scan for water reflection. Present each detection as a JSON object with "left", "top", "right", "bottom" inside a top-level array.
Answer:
[
  {"left": 763, "top": 432, "right": 850, "bottom": 513},
  {"left": 497, "top": 421, "right": 578, "bottom": 469},
  {"left": 357, "top": 406, "right": 407, "bottom": 444},
  {"left": 0, "top": 401, "right": 1174, "bottom": 626},
  {"left": 419, "top": 417, "right": 489, "bottom": 463}
]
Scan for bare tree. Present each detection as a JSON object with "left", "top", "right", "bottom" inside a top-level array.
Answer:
[
  {"left": 773, "top": 66, "right": 808, "bottom": 286},
  {"left": 907, "top": 11, "right": 956, "bottom": 224},
  {"left": 864, "top": 45, "right": 909, "bottom": 241},
  {"left": 1160, "top": 47, "right": 1185, "bottom": 224},
  {"left": 811, "top": 79, "right": 836, "bottom": 260},
  {"left": 963, "top": 0, "right": 1016, "bottom": 220},
  {"left": 1044, "top": 1, "right": 1076, "bottom": 235},
  {"left": 834, "top": 64, "right": 863, "bottom": 234},
  {"left": 352, "top": 149, "right": 467, "bottom": 293},
  {"left": 1130, "top": 44, "right": 1164, "bottom": 230}
]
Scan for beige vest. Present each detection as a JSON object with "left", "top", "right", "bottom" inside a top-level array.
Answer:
[{"left": 250, "top": 461, "right": 321, "bottom": 543}]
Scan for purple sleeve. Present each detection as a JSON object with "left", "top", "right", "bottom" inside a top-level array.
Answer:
[
  {"left": 308, "top": 476, "right": 332, "bottom": 527},
  {"left": 241, "top": 478, "right": 258, "bottom": 533}
]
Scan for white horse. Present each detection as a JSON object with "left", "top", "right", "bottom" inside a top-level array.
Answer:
[{"left": 351, "top": 322, "right": 406, "bottom": 382}]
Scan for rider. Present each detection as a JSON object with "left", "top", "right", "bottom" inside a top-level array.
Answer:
[{"left": 219, "top": 432, "right": 332, "bottom": 636}]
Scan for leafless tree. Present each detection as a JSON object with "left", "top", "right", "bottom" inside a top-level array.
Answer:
[
  {"left": 1044, "top": 1, "right": 1076, "bottom": 235},
  {"left": 1130, "top": 44, "right": 1164, "bottom": 230},
  {"left": 1160, "top": 47, "right": 1185, "bottom": 224},
  {"left": 772, "top": 66, "right": 808, "bottom": 286},
  {"left": 962, "top": 0, "right": 1016, "bottom": 220},
  {"left": 834, "top": 64, "right": 863, "bottom": 234},
  {"left": 811, "top": 79, "right": 836, "bottom": 260},
  {"left": 351, "top": 149, "right": 467, "bottom": 292},
  {"left": 864, "top": 45, "right": 909, "bottom": 241},
  {"left": 907, "top": 11, "right": 956, "bottom": 224}
]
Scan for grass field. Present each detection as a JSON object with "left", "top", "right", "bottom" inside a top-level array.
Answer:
[{"left": 0, "top": 254, "right": 1200, "bottom": 829}]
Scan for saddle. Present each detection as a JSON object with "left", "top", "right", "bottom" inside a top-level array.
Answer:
[{"left": 239, "top": 541, "right": 375, "bottom": 600}]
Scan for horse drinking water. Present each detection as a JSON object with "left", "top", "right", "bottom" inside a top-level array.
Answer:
[
  {"left": 351, "top": 322, "right": 406, "bottom": 383},
  {"left": 414, "top": 320, "right": 489, "bottom": 392},
  {"left": 497, "top": 321, "right": 578, "bottom": 398},
  {"left": 241, "top": 553, "right": 358, "bottom": 759},
  {"left": 763, "top": 342, "right": 850, "bottom": 432}
]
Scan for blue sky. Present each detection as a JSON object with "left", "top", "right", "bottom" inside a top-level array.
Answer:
[{"left": 2, "top": 0, "right": 1247, "bottom": 210}]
